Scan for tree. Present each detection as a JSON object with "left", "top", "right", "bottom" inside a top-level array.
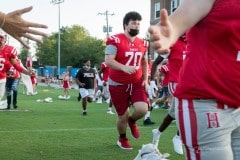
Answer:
[
  {"left": 18, "top": 47, "right": 28, "bottom": 65},
  {"left": 35, "top": 25, "right": 105, "bottom": 69}
]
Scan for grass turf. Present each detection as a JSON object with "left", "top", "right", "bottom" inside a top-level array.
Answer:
[{"left": 0, "top": 83, "right": 185, "bottom": 160}]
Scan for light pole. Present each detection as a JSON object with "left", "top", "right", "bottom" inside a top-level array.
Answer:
[
  {"left": 51, "top": 0, "right": 64, "bottom": 76},
  {"left": 98, "top": 10, "right": 115, "bottom": 38}
]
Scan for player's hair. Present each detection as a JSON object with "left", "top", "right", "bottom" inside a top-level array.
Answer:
[
  {"left": 83, "top": 59, "right": 90, "bottom": 64},
  {"left": 123, "top": 11, "right": 142, "bottom": 30}
]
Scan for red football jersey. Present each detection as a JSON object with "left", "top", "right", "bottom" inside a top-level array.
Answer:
[
  {"left": 168, "top": 38, "right": 186, "bottom": 83},
  {"left": 6, "top": 59, "right": 20, "bottom": 79},
  {"left": 159, "top": 64, "right": 169, "bottom": 86},
  {"left": 100, "top": 62, "right": 110, "bottom": 82},
  {"left": 0, "top": 45, "right": 17, "bottom": 82},
  {"left": 106, "top": 33, "right": 148, "bottom": 84},
  {"left": 175, "top": 0, "right": 240, "bottom": 106}
]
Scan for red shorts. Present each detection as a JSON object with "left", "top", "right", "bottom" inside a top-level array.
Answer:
[{"left": 109, "top": 81, "right": 149, "bottom": 116}]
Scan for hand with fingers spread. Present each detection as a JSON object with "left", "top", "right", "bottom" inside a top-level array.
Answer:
[{"left": 0, "top": 6, "right": 48, "bottom": 49}]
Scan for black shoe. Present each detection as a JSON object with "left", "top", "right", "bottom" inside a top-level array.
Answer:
[
  {"left": 144, "top": 118, "right": 155, "bottom": 125},
  {"left": 6, "top": 105, "right": 10, "bottom": 110},
  {"left": 82, "top": 111, "right": 87, "bottom": 116},
  {"left": 13, "top": 105, "right": 18, "bottom": 109},
  {"left": 77, "top": 95, "right": 81, "bottom": 102}
]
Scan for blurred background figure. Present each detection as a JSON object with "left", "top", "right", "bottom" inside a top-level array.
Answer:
[
  {"left": 31, "top": 69, "right": 38, "bottom": 95},
  {"left": 62, "top": 72, "right": 70, "bottom": 99},
  {"left": 5, "top": 59, "right": 21, "bottom": 109}
]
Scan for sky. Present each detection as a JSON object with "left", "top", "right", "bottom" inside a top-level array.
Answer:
[{"left": 1, "top": 0, "right": 151, "bottom": 50}]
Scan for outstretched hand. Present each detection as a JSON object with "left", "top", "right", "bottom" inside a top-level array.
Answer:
[
  {"left": 148, "top": 9, "right": 173, "bottom": 54},
  {"left": 2, "top": 6, "right": 48, "bottom": 49}
]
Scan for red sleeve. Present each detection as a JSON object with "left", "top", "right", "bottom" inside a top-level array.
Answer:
[{"left": 13, "top": 63, "right": 24, "bottom": 72}]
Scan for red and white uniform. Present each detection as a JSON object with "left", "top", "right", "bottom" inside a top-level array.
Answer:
[
  {"left": 106, "top": 33, "right": 148, "bottom": 84},
  {"left": 168, "top": 38, "right": 186, "bottom": 95},
  {"left": 6, "top": 60, "right": 21, "bottom": 80},
  {"left": 175, "top": 1, "right": 240, "bottom": 107},
  {"left": 106, "top": 33, "right": 149, "bottom": 116},
  {"left": 168, "top": 38, "right": 186, "bottom": 84},
  {"left": 0, "top": 45, "right": 18, "bottom": 83},
  {"left": 100, "top": 62, "right": 110, "bottom": 82},
  {"left": 159, "top": 64, "right": 169, "bottom": 87}
]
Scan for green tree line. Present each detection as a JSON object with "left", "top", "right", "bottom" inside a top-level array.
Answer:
[{"left": 19, "top": 25, "right": 106, "bottom": 69}]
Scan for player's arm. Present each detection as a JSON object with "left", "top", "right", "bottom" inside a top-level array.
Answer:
[
  {"left": 105, "top": 45, "right": 138, "bottom": 74},
  {"left": 93, "top": 72, "right": 97, "bottom": 90},
  {"left": 75, "top": 71, "right": 82, "bottom": 86},
  {"left": 98, "top": 68, "right": 103, "bottom": 81},
  {"left": 141, "top": 54, "right": 148, "bottom": 82},
  {"left": 170, "top": 0, "right": 215, "bottom": 40},
  {"left": 10, "top": 58, "right": 30, "bottom": 75},
  {"left": 150, "top": 56, "right": 164, "bottom": 81},
  {"left": 149, "top": 0, "right": 215, "bottom": 54},
  {"left": 104, "top": 44, "right": 126, "bottom": 71}
]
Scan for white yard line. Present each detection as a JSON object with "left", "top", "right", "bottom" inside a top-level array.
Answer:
[{"left": 0, "top": 125, "right": 176, "bottom": 133}]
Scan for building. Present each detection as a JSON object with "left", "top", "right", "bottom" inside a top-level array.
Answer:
[{"left": 149, "top": 0, "right": 182, "bottom": 59}]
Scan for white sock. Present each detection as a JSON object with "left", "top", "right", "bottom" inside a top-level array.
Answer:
[{"left": 144, "top": 111, "right": 150, "bottom": 120}]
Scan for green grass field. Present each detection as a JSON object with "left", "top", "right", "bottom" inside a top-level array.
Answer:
[{"left": 0, "top": 83, "right": 185, "bottom": 160}]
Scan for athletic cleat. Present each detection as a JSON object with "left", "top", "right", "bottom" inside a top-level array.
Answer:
[
  {"left": 172, "top": 135, "right": 184, "bottom": 155},
  {"left": 96, "top": 97, "right": 102, "bottom": 104},
  {"left": 128, "top": 120, "right": 140, "bottom": 139},
  {"left": 152, "top": 102, "right": 160, "bottom": 109},
  {"left": 152, "top": 129, "right": 160, "bottom": 148},
  {"left": 77, "top": 95, "right": 81, "bottom": 102},
  {"left": 107, "top": 110, "right": 115, "bottom": 114},
  {"left": 117, "top": 137, "right": 132, "bottom": 150},
  {"left": 143, "top": 117, "right": 155, "bottom": 125}
]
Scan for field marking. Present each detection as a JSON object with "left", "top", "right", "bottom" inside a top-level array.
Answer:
[
  {"left": 0, "top": 109, "right": 31, "bottom": 112},
  {"left": 0, "top": 125, "right": 176, "bottom": 133}
]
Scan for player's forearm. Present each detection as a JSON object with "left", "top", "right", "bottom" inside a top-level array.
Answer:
[
  {"left": 169, "top": 0, "right": 215, "bottom": 44},
  {"left": 151, "top": 56, "right": 164, "bottom": 80},
  {"left": 105, "top": 56, "right": 125, "bottom": 71},
  {"left": 141, "top": 59, "right": 148, "bottom": 81},
  {"left": 21, "top": 69, "right": 31, "bottom": 76},
  {"left": 150, "top": 64, "right": 157, "bottom": 81}
]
